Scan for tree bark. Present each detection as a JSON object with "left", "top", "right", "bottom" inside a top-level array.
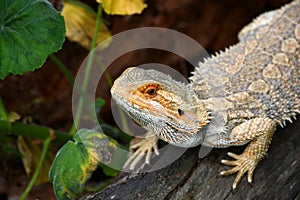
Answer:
[{"left": 81, "top": 121, "right": 300, "bottom": 200}]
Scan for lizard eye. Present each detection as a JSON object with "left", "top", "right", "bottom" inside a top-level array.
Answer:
[
  {"left": 144, "top": 85, "right": 157, "bottom": 96},
  {"left": 138, "top": 84, "right": 159, "bottom": 97},
  {"left": 146, "top": 88, "right": 156, "bottom": 95}
]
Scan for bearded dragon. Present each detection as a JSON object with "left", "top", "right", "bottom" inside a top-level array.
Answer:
[{"left": 111, "top": 0, "right": 300, "bottom": 189}]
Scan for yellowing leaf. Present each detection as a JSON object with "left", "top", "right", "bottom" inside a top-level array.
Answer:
[
  {"left": 49, "top": 129, "right": 118, "bottom": 199},
  {"left": 7, "top": 112, "right": 20, "bottom": 123},
  {"left": 17, "top": 136, "right": 55, "bottom": 185},
  {"left": 61, "top": 1, "right": 111, "bottom": 49},
  {"left": 100, "top": 0, "right": 147, "bottom": 15}
]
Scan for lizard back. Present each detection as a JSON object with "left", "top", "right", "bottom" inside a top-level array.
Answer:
[{"left": 191, "top": 0, "right": 300, "bottom": 124}]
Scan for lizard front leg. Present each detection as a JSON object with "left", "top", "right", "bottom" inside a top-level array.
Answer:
[
  {"left": 123, "top": 132, "right": 159, "bottom": 170},
  {"left": 219, "top": 117, "right": 276, "bottom": 189}
]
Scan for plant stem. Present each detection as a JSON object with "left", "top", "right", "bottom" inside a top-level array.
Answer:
[
  {"left": 95, "top": 58, "right": 113, "bottom": 87},
  {"left": 70, "top": 3, "right": 103, "bottom": 135},
  {"left": 8, "top": 122, "right": 71, "bottom": 144},
  {"left": 0, "top": 98, "right": 70, "bottom": 143},
  {"left": 0, "top": 98, "right": 10, "bottom": 132},
  {"left": 19, "top": 136, "right": 52, "bottom": 200},
  {"left": 0, "top": 98, "right": 8, "bottom": 120},
  {"left": 49, "top": 54, "right": 75, "bottom": 85},
  {"left": 50, "top": 53, "right": 95, "bottom": 125}
]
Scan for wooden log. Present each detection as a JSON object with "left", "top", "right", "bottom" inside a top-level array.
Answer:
[{"left": 81, "top": 121, "right": 300, "bottom": 200}]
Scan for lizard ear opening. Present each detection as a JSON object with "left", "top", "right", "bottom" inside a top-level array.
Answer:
[{"left": 178, "top": 109, "right": 184, "bottom": 116}]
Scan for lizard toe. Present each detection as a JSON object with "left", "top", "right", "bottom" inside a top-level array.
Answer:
[
  {"left": 123, "top": 134, "right": 159, "bottom": 170},
  {"left": 220, "top": 151, "right": 258, "bottom": 189}
]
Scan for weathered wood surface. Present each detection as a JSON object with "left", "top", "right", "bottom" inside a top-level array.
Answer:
[{"left": 81, "top": 121, "right": 300, "bottom": 200}]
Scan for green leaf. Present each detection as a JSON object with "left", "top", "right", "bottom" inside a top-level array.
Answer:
[
  {"left": 99, "top": 163, "right": 119, "bottom": 177},
  {"left": 49, "top": 129, "right": 118, "bottom": 199},
  {"left": 0, "top": 0, "right": 65, "bottom": 79}
]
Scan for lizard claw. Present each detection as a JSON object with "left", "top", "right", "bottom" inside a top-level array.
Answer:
[
  {"left": 219, "top": 152, "right": 258, "bottom": 190},
  {"left": 123, "top": 134, "right": 159, "bottom": 170}
]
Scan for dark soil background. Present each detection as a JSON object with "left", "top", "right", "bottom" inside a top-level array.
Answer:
[{"left": 0, "top": 0, "right": 292, "bottom": 199}]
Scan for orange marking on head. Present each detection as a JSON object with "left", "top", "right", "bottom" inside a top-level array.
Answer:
[
  {"left": 136, "top": 84, "right": 160, "bottom": 98},
  {"left": 130, "top": 84, "right": 177, "bottom": 114}
]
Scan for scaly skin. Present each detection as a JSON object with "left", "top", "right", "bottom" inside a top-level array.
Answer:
[{"left": 111, "top": 0, "right": 300, "bottom": 189}]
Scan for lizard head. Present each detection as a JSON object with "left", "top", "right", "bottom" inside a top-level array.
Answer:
[{"left": 111, "top": 67, "right": 211, "bottom": 147}]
